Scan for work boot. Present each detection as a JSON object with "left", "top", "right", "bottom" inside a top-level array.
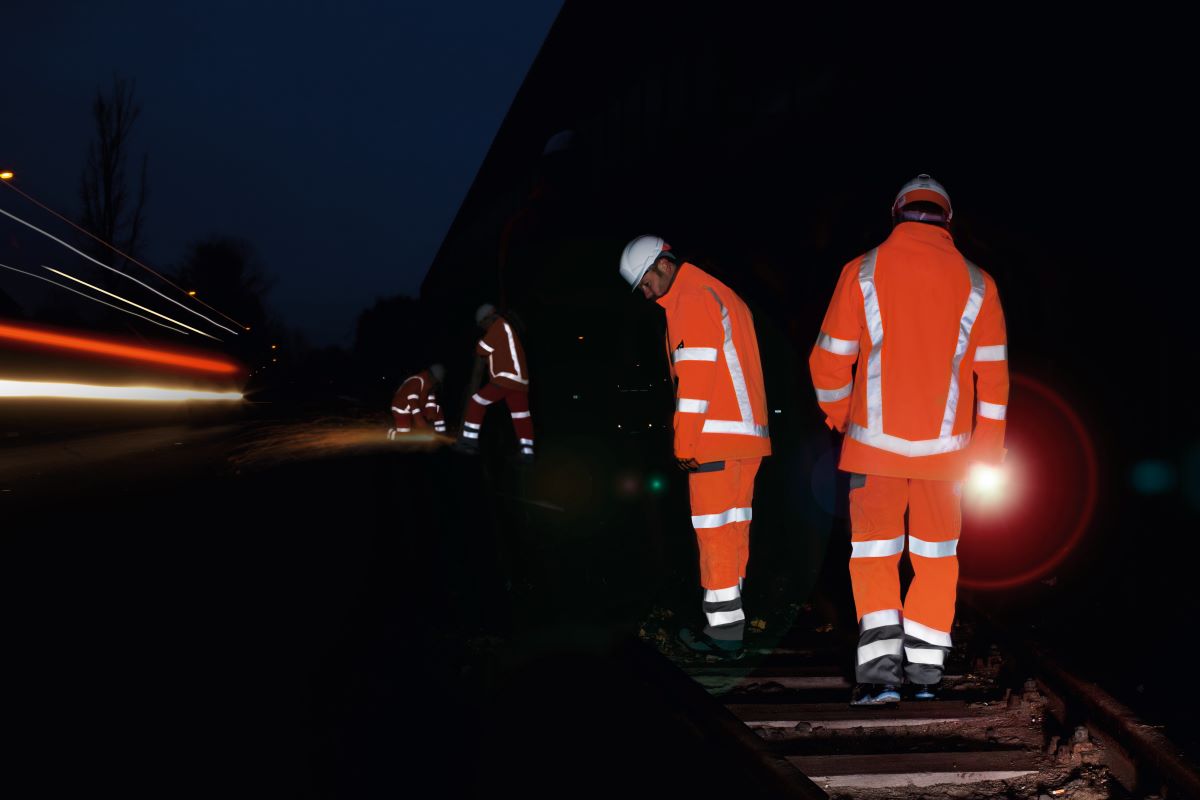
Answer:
[
  {"left": 677, "top": 627, "right": 744, "bottom": 661},
  {"left": 453, "top": 435, "right": 480, "bottom": 455},
  {"left": 909, "top": 683, "right": 938, "bottom": 701},
  {"left": 516, "top": 450, "right": 535, "bottom": 466},
  {"left": 850, "top": 683, "right": 901, "bottom": 706}
]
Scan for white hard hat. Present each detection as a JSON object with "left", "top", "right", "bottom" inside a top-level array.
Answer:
[
  {"left": 429, "top": 363, "right": 445, "bottom": 383},
  {"left": 475, "top": 303, "right": 496, "bottom": 325},
  {"left": 619, "top": 235, "right": 675, "bottom": 291},
  {"left": 892, "top": 174, "right": 952, "bottom": 219}
]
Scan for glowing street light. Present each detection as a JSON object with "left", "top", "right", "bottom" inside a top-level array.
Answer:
[
  {"left": 187, "top": 290, "right": 197, "bottom": 296},
  {"left": 0, "top": 171, "right": 14, "bottom": 181}
]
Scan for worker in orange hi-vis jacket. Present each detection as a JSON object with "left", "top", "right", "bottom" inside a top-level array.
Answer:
[
  {"left": 455, "top": 304, "right": 534, "bottom": 464},
  {"left": 388, "top": 364, "right": 447, "bottom": 439},
  {"left": 809, "top": 175, "right": 1009, "bottom": 706},
  {"left": 620, "top": 235, "right": 772, "bottom": 660}
]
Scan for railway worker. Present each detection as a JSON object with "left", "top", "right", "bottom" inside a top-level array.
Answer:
[
  {"left": 809, "top": 174, "right": 1009, "bottom": 705},
  {"left": 620, "top": 235, "right": 772, "bottom": 659},
  {"left": 388, "top": 364, "right": 447, "bottom": 438},
  {"left": 456, "top": 303, "right": 535, "bottom": 464}
]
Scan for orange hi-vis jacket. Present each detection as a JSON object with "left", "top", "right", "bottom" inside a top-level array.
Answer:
[
  {"left": 658, "top": 263, "right": 772, "bottom": 463},
  {"left": 476, "top": 316, "right": 529, "bottom": 391},
  {"left": 809, "top": 222, "right": 1009, "bottom": 481}
]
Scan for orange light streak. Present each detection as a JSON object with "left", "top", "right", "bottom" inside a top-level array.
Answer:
[{"left": 0, "top": 322, "right": 239, "bottom": 374}]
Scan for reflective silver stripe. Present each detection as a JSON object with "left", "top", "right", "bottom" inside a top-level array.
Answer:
[
  {"left": 815, "top": 382, "right": 852, "bottom": 403},
  {"left": 391, "top": 406, "right": 407, "bottom": 415},
  {"left": 518, "top": 438, "right": 534, "bottom": 445},
  {"left": 425, "top": 403, "right": 438, "bottom": 408},
  {"left": 478, "top": 340, "right": 494, "bottom": 353},
  {"left": 495, "top": 371, "right": 529, "bottom": 384},
  {"left": 502, "top": 322, "right": 523, "bottom": 382},
  {"left": 463, "top": 421, "right": 482, "bottom": 430},
  {"left": 510, "top": 411, "right": 531, "bottom": 419},
  {"left": 817, "top": 331, "right": 859, "bottom": 356},
  {"left": 940, "top": 260, "right": 986, "bottom": 437},
  {"left": 904, "top": 618, "right": 952, "bottom": 647},
  {"left": 407, "top": 394, "right": 420, "bottom": 400},
  {"left": 975, "top": 344, "right": 1007, "bottom": 362},
  {"left": 704, "top": 585, "right": 741, "bottom": 603},
  {"left": 701, "top": 420, "right": 770, "bottom": 436},
  {"left": 521, "top": 447, "right": 534, "bottom": 454},
  {"left": 672, "top": 347, "right": 718, "bottom": 363},
  {"left": 471, "top": 393, "right": 493, "bottom": 406},
  {"left": 691, "top": 506, "right": 753, "bottom": 529},
  {"left": 461, "top": 430, "right": 479, "bottom": 439},
  {"left": 700, "top": 287, "right": 769, "bottom": 439},
  {"left": 908, "top": 536, "right": 959, "bottom": 558},
  {"left": 857, "top": 638, "right": 903, "bottom": 665},
  {"left": 850, "top": 534, "right": 905, "bottom": 558},
  {"left": 706, "top": 608, "right": 746, "bottom": 627},
  {"left": 677, "top": 398, "right": 709, "bottom": 413},
  {"left": 905, "top": 646, "right": 945, "bottom": 666},
  {"left": 978, "top": 400, "right": 1007, "bottom": 420},
  {"left": 858, "top": 249, "right": 884, "bottom": 433},
  {"left": 847, "top": 424, "right": 971, "bottom": 457},
  {"left": 434, "top": 425, "right": 446, "bottom": 431},
  {"left": 394, "top": 428, "right": 410, "bottom": 433},
  {"left": 860, "top": 609, "right": 901, "bottom": 631}
]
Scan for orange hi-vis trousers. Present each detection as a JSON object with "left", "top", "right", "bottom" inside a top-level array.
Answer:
[
  {"left": 849, "top": 474, "right": 960, "bottom": 685},
  {"left": 689, "top": 457, "right": 761, "bottom": 642}
]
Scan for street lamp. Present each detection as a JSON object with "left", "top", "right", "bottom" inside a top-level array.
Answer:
[{"left": 0, "top": 171, "right": 14, "bottom": 181}]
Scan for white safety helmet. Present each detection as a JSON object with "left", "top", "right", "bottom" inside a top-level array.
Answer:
[
  {"left": 475, "top": 303, "right": 496, "bottom": 325},
  {"left": 892, "top": 173, "right": 952, "bottom": 220},
  {"left": 429, "top": 363, "right": 445, "bottom": 383},
  {"left": 619, "top": 235, "right": 675, "bottom": 291}
]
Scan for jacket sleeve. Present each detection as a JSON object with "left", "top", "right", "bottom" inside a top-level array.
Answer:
[
  {"left": 808, "top": 262, "right": 864, "bottom": 432},
  {"left": 475, "top": 324, "right": 495, "bottom": 358},
  {"left": 969, "top": 277, "right": 1009, "bottom": 464},
  {"left": 670, "top": 290, "right": 724, "bottom": 460}
]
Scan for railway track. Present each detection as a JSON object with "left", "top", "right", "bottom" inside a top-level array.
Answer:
[{"left": 648, "top": 603, "right": 1199, "bottom": 799}]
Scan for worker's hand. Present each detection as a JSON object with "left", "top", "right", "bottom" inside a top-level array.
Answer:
[{"left": 676, "top": 457, "right": 700, "bottom": 472}]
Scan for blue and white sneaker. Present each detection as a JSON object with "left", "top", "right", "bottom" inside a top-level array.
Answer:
[
  {"left": 850, "top": 683, "right": 901, "bottom": 706},
  {"left": 912, "top": 684, "right": 937, "bottom": 700}
]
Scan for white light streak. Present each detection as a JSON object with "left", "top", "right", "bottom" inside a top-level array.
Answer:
[
  {"left": 0, "top": 379, "right": 242, "bottom": 402},
  {"left": 0, "top": 204, "right": 239, "bottom": 336},
  {"left": 43, "top": 266, "right": 217, "bottom": 339},
  {"left": 0, "top": 262, "right": 190, "bottom": 335}
]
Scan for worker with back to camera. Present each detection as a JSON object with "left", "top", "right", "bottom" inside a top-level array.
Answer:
[
  {"left": 388, "top": 364, "right": 447, "bottom": 439},
  {"left": 809, "top": 174, "right": 1009, "bottom": 705},
  {"left": 455, "top": 303, "right": 535, "bottom": 464},
  {"left": 620, "top": 235, "right": 771, "bottom": 660}
]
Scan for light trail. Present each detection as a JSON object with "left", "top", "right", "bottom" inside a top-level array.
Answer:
[
  {"left": 43, "top": 266, "right": 219, "bottom": 340},
  {"left": 0, "top": 379, "right": 242, "bottom": 402},
  {"left": 0, "top": 178, "right": 248, "bottom": 330},
  {"left": 0, "top": 262, "right": 190, "bottom": 336},
  {"left": 0, "top": 204, "right": 240, "bottom": 336},
  {"left": 0, "top": 321, "right": 239, "bottom": 374}
]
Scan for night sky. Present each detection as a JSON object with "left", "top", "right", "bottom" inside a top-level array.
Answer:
[{"left": 2, "top": 1, "right": 562, "bottom": 345}]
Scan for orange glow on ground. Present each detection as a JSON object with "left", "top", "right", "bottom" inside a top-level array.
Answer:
[{"left": 0, "top": 322, "right": 239, "bottom": 374}]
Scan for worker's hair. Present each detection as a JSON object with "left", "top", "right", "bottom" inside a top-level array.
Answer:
[{"left": 894, "top": 200, "right": 949, "bottom": 228}]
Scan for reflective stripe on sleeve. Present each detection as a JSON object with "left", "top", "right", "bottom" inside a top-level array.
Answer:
[
  {"left": 851, "top": 534, "right": 905, "bottom": 558},
  {"left": 908, "top": 536, "right": 959, "bottom": 558},
  {"left": 978, "top": 401, "right": 1007, "bottom": 420},
  {"left": 691, "top": 506, "right": 753, "bottom": 529},
  {"left": 672, "top": 347, "right": 718, "bottom": 363},
  {"left": 478, "top": 340, "right": 494, "bottom": 353},
  {"left": 975, "top": 344, "right": 1007, "bottom": 362},
  {"left": 677, "top": 398, "right": 709, "bottom": 413},
  {"left": 817, "top": 331, "right": 859, "bottom": 355},
  {"left": 857, "top": 638, "right": 903, "bottom": 665},
  {"left": 815, "top": 382, "right": 852, "bottom": 403}
]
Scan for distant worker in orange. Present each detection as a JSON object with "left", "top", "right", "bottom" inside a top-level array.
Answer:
[
  {"left": 809, "top": 175, "right": 1009, "bottom": 705},
  {"left": 388, "top": 364, "right": 447, "bottom": 438},
  {"left": 456, "top": 304, "right": 534, "bottom": 463},
  {"left": 621, "top": 236, "right": 771, "bottom": 659}
]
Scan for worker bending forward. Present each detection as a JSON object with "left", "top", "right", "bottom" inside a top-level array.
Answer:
[
  {"left": 621, "top": 236, "right": 771, "bottom": 658},
  {"left": 809, "top": 175, "right": 1009, "bottom": 705},
  {"left": 389, "top": 364, "right": 446, "bottom": 438},
  {"left": 457, "top": 304, "right": 534, "bottom": 463}
]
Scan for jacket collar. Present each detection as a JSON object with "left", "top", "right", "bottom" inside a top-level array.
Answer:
[
  {"left": 891, "top": 221, "right": 954, "bottom": 245},
  {"left": 656, "top": 262, "right": 700, "bottom": 310}
]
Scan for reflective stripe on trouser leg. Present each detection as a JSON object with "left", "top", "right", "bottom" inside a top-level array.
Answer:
[
  {"left": 688, "top": 458, "right": 762, "bottom": 593},
  {"left": 463, "top": 382, "right": 508, "bottom": 430},
  {"left": 848, "top": 474, "right": 907, "bottom": 633},
  {"left": 702, "top": 584, "right": 745, "bottom": 642},
  {"left": 903, "top": 477, "right": 961, "bottom": 683},
  {"left": 857, "top": 608, "right": 904, "bottom": 684},
  {"left": 506, "top": 388, "right": 534, "bottom": 450}
]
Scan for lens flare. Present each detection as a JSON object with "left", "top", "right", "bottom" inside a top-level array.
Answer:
[
  {"left": 0, "top": 379, "right": 242, "bottom": 402},
  {"left": 0, "top": 322, "right": 239, "bottom": 374}
]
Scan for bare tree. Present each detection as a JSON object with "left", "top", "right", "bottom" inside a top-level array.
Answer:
[{"left": 79, "top": 75, "right": 149, "bottom": 267}]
